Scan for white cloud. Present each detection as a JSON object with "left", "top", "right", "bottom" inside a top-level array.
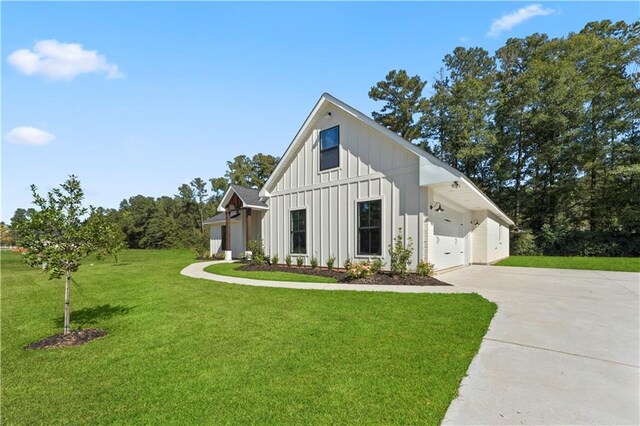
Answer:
[
  {"left": 6, "top": 126, "right": 56, "bottom": 146},
  {"left": 487, "top": 4, "right": 555, "bottom": 38},
  {"left": 7, "top": 40, "right": 123, "bottom": 80}
]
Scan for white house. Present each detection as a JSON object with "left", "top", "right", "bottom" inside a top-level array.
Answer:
[{"left": 205, "top": 93, "right": 513, "bottom": 272}]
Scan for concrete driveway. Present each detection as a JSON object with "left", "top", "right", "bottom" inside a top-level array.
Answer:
[{"left": 441, "top": 265, "right": 640, "bottom": 425}]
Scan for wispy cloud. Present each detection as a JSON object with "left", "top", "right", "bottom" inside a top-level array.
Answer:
[
  {"left": 487, "top": 4, "right": 555, "bottom": 38},
  {"left": 6, "top": 126, "right": 56, "bottom": 146},
  {"left": 7, "top": 40, "right": 123, "bottom": 80}
]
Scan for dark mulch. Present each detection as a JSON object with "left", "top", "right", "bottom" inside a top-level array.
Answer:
[
  {"left": 347, "top": 273, "right": 451, "bottom": 286},
  {"left": 25, "top": 328, "right": 108, "bottom": 350},
  {"left": 238, "top": 263, "right": 344, "bottom": 280},
  {"left": 237, "top": 263, "right": 451, "bottom": 286}
]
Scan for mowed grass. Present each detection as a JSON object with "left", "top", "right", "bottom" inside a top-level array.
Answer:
[
  {"left": 496, "top": 255, "right": 640, "bottom": 272},
  {"left": 205, "top": 262, "right": 337, "bottom": 283},
  {"left": 2, "top": 249, "right": 495, "bottom": 424}
]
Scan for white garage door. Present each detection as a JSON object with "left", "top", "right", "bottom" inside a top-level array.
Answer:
[{"left": 433, "top": 207, "right": 466, "bottom": 270}]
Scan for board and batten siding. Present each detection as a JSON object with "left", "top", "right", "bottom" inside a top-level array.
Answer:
[
  {"left": 469, "top": 210, "right": 510, "bottom": 264},
  {"left": 262, "top": 106, "right": 427, "bottom": 268}
]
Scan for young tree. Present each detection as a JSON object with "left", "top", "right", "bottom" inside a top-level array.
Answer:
[
  {"left": 88, "top": 208, "right": 126, "bottom": 263},
  {"left": 17, "top": 176, "right": 108, "bottom": 335}
]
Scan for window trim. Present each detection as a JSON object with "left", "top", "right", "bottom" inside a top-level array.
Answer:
[
  {"left": 289, "top": 208, "right": 307, "bottom": 255},
  {"left": 355, "top": 197, "right": 383, "bottom": 257},
  {"left": 319, "top": 125, "right": 340, "bottom": 172}
]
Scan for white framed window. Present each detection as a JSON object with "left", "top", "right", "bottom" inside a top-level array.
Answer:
[
  {"left": 319, "top": 126, "right": 339, "bottom": 171},
  {"left": 290, "top": 209, "right": 307, "bottom": 254},
  {"left": 357, "top": 199, "right": 382, "bottom": 256}
]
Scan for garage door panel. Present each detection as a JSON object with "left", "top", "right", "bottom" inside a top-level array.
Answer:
[{"left": 433, "top": 205, "right": 467, "bottom": 270}]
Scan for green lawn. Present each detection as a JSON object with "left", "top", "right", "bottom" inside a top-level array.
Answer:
[
  {"left": 205, "top": 261, "right": 337, "bottom": 283},
  {"left": 2, "top": 249, "right": 495, "bottom": 424},
  {"left": 496, "top": 255, "right": 640, "bottom": 272}
]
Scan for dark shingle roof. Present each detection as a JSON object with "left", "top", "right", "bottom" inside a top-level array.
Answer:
[
  {"left": 203, "top": 211, "right": 243, "bottom": 225},
  {"left": 229, "top": 184, "right": 267, "bottom": 208},
  {"left": 203, "top": 212, "right": 227, "bottom": 224},
  {"left": 202, "top": 185, "right": 267, "bottom": 225}
]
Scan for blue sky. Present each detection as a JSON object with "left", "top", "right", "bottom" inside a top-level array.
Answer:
[{"left": 2, "top": 1, "right": 637, "bottom": 221}]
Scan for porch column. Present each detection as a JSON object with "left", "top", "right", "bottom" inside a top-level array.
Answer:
[
  {"left": 245, "top": 208, "right": 252, "bottom": 247},
  {"left": 225, "top": 210, "right": 231, "bottom": 251}
]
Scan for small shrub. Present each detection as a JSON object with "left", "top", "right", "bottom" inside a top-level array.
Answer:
[
  {"left": 343, "top": 258, "right": 353, "bottom": 271},
  {"left": 388, "top": 228, "right": 413, "bottom": 277},
  {"left": 310, "top": 255, "right": 319, "bottom": 269},
  {"left": 370, "top": 258, "right": 385, "bottom": 274},
  {"left": 416, "top": 260, "right": 435, "bottom": 277},
  {"left": 247, "top": 239, "right": 266, "bottom": 265},
  {"left": 346, "top": 261, "right": 373, "bottom": 279},
  {"left": 271, "top": 254, "right": 279, "bottom": 265},
  {"left": 285, "top": 254, "right": 292, "bottom": 267},
  {"left": 296, "top": 256, "right": 304, "bottom": 268},
  {"left": 214, "top": 252, "right": 226, "bottom": 260},
  {"left": 326, "top": 254, "right": 336, "bottom": 271}
]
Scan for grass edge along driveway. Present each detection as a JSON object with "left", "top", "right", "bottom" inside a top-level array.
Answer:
[
  {"left": 205, "top": 261, "right": 337, "bottom": 283},
  {"left": 496, "top": 255, "right": 640, "bottom": 272},
  {"left": 2, "top": 249, "right": 496, "bottom": 424}
]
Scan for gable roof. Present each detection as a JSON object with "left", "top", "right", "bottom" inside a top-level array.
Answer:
[
  {"left": 216, "top": 184, "right": 268, "bottom": 213},
  {"left": 260, "top": 93, "right": 513, "bottom": 226}
]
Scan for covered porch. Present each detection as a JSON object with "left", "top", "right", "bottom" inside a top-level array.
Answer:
[{"left": 204, "top": 185, "right": 267, "bottom": 259}]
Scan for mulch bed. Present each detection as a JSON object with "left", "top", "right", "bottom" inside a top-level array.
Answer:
[
  {"left": 237, "top": 263, "right": 451, "bottom": 286},
  {"left": 25, "top": 328, "right": 108, "bottom": 350}
]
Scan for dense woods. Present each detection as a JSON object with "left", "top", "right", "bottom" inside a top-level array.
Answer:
[
  {"left": 5, "top": 20, "right": 638, "bottom": 257},
  {"left": 369, "top": 20, "right": 639, "bottom": 256}
]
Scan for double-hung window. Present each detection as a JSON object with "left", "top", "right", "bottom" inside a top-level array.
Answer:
[
  {"left": 357, "top": 200, "right": 382, "bottom": 255},
  {"left": 319, "top": 126, "right": 339, "bottom": 171},
  {"left": 290, "top": 209, "right": 307, "bottom": 254}
]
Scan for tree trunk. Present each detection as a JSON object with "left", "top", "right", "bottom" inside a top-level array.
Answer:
[{"left": 64, "top": 270, "right": 71, "bottom": 335}]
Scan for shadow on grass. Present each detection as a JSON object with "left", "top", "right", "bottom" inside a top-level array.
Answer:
[
  {"left": 54, "top": 304, "right": 134, "bottom": 328},
  {"left": 111, "top": 263, "right": 130, "bottom": 266}
]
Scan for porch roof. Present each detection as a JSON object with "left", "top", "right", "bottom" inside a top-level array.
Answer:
[
  {"left": 217, "top": 184, "right": 268, "bottom": 213},
  {"left": 203, "top": 212, "right": 241, "bottom": 225}
]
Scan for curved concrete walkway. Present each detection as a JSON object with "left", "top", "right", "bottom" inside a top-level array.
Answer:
[
  {"left": 181, "top": 261, "right": 640, "bottom": 425},
  {"left": 180, "top": 260, "right": 470, "bottom": 293}
]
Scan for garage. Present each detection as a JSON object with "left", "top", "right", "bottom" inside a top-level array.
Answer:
[{"left": 432, "top": 204, "right": 468, "bottom": 270}]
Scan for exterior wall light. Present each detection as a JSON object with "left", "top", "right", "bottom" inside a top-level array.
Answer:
[{"left": 430, "top": 202, "right": 444, "bottom": 212}]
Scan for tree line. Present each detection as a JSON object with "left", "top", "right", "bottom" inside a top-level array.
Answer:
[
  {"left": 5, "top": 154, "right": 279, "bottom": 256},
  {"left": 368, "top": 20, "right": 639, "bottom": 256}
]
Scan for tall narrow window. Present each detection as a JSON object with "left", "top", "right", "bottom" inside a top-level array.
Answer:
[
  {"left": 357, "top": 200, "right": 382, "bottom": 255},
  {"left": 319, "top": 126, "right": 339, "bottom": 171},
  {"left": 290, "top": 209, "right": 306, "bottom": 254}
]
